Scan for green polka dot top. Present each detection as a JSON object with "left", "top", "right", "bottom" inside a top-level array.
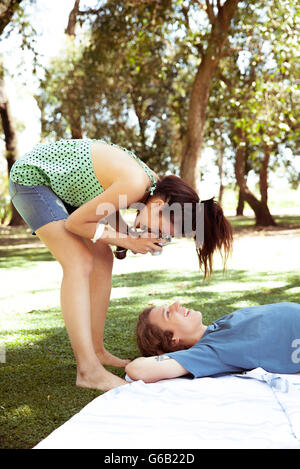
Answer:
[{"left": 10, "top": 139, "right": 157, "bottom": 207}]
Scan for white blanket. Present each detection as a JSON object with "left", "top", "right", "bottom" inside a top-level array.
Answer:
[{"left": 35, "top": 368, "right": 300, "bottom": 449}]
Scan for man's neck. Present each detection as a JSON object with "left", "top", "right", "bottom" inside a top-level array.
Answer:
[{"left": 187, "top": 324, "right": 208, "bottom": 348}]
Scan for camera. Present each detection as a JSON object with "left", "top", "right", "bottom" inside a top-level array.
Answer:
[
  {"left": 114, "top": 233, "right": 172, "bottom": 260},
  {"left": 151, "top": 234, "right": 172, "bottom": 256}
]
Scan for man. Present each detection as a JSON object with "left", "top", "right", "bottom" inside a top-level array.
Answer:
[{"left": 125, "top": 301, "right": 300, "bottom": 383}]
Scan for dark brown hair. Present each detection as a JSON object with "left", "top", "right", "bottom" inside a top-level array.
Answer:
[
  {"left": 136, "top": 306, "right": 188, "bottom": 357},
  {"left": 152, "top": 175, "right": 233, "bottom": 278}
]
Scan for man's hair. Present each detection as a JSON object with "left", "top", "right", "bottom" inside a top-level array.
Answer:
[{"left": 136, "top": 307, "right": 187, "bottom": 357}]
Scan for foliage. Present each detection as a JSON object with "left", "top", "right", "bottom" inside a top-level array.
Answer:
[
  {"left": 38, "top": 1, "right": 194, "bottom": 174},
  {"left": 38, "top": 0, "right": 236, "bottom": 174},
  {"left": 0, "top": 170, "right": 11, "bottom": 224},
  {"left": 2, "top": 1, "right": 300, "bottom": 188},
  {"left": 206, "top": 1, "right": 300, "bottom": 188},
  {"left": 0, "top": 0, "right": 38, "bottom": 71}
]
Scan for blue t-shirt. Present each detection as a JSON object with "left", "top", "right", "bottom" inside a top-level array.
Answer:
[{"left": 168, "top": 302, "right": 300, "bottom": 378}]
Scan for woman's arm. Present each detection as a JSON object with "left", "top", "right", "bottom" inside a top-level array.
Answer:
[
  {"left": 106, "top": 210, "right": 132, "bottom": 236},
  {"left": 125, "top": 355, "right": 188, "bottom": 383},
  {"left": 65, "top": 179, "right": 145, "bottom": 239},
  {"left": 65, "top": 179, "right": 163, "bottom": 253}
]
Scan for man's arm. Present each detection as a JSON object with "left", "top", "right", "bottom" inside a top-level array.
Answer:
[{"left": 125, "top": 355, "right": 188, "bottom": 383}]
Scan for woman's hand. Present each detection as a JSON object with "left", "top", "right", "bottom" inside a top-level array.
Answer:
[{"left": 125, "top": 234, "right": 166, "bottom": 255}]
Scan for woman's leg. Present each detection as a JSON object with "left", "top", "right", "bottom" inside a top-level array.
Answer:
[
  {"left": 35, "top": 219, "right": 126, "bottom": 391},
  {"left": 81, "top": 238, "right": 130, "bottom": 367}
]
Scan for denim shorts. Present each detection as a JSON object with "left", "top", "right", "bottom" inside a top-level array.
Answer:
[{"left": 8, "top": 178, "right": 78, "bottom": 235}]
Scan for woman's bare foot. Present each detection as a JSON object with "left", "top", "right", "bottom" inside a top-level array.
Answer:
[
  {"left": 96, "top": 349, "right": 131, "bottom": 368},
  {"left": 76, "top": 364, "right": 127, "bottom": 392}
]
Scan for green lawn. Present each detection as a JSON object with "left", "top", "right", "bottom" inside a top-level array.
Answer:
[{"left": 0, "top": 216, "right": 300, "bottom": 449}]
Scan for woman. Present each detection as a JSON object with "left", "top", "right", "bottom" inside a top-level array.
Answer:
[{"left": 9, "top": 138, "right": 233, "bottom": 392}]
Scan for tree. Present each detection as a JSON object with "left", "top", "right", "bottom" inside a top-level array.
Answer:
[
  {"left": 38, "top": 0, "right": 241, "bottom": 181},
  {"left": 38, "top": 0, "right": 188, "bottom": 174},
  {"left": 205, "top": 1, "right": 299, "bottom": 225},
  {"left": 179, "top": 0, "right": 239, "bottom": 189},
  {"left": 37, "top": 0, "right": 299, "bottom": 214},
  {"left": 64, "top": 0, "right": 83, "bottom": 139},
  {"left": 0, "top": 67, "right": 24, "bottom": 224},
  {"left": 232, "top": 2, "right": 299, "bottom": 225},
  {"left": 0, "top": 0, "right": 37, "bottom": 225},
  {"left": 119, "top": 0, "right": 240, "bottom": 189}
]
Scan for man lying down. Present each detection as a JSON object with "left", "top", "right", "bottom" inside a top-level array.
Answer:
[{"left": 125, "top": 302, "right": 300, "bottom": 382}]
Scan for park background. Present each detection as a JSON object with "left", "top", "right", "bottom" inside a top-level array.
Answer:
[{"left": 0, "top": 0, "right": 299, "bottom": 449}]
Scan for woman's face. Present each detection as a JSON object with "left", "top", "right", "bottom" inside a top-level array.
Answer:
[{"left": 134, "top": 197, "right": 176, "bottom": 237}]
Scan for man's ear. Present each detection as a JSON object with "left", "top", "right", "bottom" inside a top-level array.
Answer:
[{"left": 170, "top": 336, "right": 182, "bottom": 351}]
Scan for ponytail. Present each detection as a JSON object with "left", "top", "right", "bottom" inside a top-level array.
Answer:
[{"left": 196, "top": 198, "right": 233, "bottom": 279}]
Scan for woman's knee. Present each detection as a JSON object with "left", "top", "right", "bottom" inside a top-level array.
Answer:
[
  {"left": 94, "top": 242, "right": 114, "bottom": 262},
  {"left": 36, "top": 220, "right": 95, "bottom": 276},
  {"left": 61, "top": 247, "right": 94, "bottom": 276},
  {"left": 85, "top": 240, "right": 114, "bottom": 269}
]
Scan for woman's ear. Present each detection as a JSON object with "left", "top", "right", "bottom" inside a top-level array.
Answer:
[{"left": 155, "top": 200, "right": 165, "bottom": 211}]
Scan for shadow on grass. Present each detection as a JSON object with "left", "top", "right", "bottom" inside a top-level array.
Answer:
[
  {"left": 113, "top": 267, "right": 300, "bottom": 292},
  {"left": 112, "top": 268, "right": 300, "bottom": 335},
  {"left": 229, "top": 214, "right": 300, "bottom": 233},
  {"left": 0, "top": 316, "right": 132, "bottom": 450},
  {"left": 0, "top": 247, "right": 54, "bottom": 268},
  {"left": 1, "top": 260, "right": 299, "bottom": 448}
]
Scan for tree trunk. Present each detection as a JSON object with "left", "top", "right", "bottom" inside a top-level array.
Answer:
[
  {"left": 217, "top": 143, "right": 225, "bottom": 205},
  {"left": 180, "top": 0, "right": 239, "bottom": 189},
  {"left": 259, "top": 145, "right": 270, "bottom": 205},
  {"left": 0, "top": 77, "right": 25, "bottom": 226},
  {"left": 218, "top": 183, "right": 225, "bottom": 206},
  {"left": 65, "top": 0, "right": 83, "bottom": 139},
  {"left": 236, "top": 188, "right": 244, "bottom": 215},
  {"left": 66, "top": 92, "right": 83, "bottom": 139},
  {"left": 65, "top": 0, "right": 80, "bottom": 36},
  {"left": 234, "top": 139, "right": 276, "bottom": 226},
  {"left": 180, "top": 55, "right": 216, "bottom": 188}
]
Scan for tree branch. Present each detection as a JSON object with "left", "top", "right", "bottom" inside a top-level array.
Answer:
[
  {"left": 205, "top": 0, "right": 215, "bottom": 25},
  {"left": 0, "top": 0, "right": 23, "bottom": 35},
  {"left": 65, "top": 0, "right": 80, "bottom": 36},
  {"left": 181, "top": 5, "right": 190, "bottom": 29}
]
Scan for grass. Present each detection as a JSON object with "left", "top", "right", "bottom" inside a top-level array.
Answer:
[
  {"left": 0, "top": 213, "right": 300, "bottom": 449},
  {"left": 228, "top": 214, "right": 300, "bottom": 234}
]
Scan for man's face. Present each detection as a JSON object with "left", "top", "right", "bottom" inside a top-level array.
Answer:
[{"left": 148, "top": 301, "right": 204, "bottom": 348}]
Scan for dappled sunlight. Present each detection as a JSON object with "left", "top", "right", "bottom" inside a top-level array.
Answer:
[
  {"left": 201, "top": 279, "right": 288, "bottom": 293},
  {"left": 110, "top": 286, "right": 133, "bottom": 300},
  {"left": 1, "top": 224, "right": 299, "bottom": 449},
  {"left": 0, "top": 288, "right": 61, "bottom": 315},
  {"left": 7, "top": 404, "right": 33, "bottom": 418},
  {"left": 230, "top": 300, "right": 263, "bottom": 310},
  {"left": 1, "top": 0, "right": 299, "bottom": 448}
]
